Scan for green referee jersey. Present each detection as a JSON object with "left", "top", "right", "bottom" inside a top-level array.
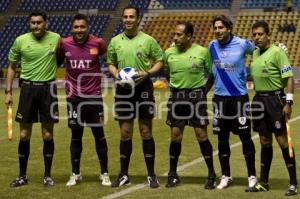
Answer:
[
  {"left": 107, "top": 31, "right": 163, "bottom": 71},
  {"left": 8, "top": 31, "right": 60, "bottom": 81},
  {"left": 164, "top": 43, "right": 212, "bottom": 89},
  {"left": 250, "top": 44, "right": 293, "bottom": 92}
]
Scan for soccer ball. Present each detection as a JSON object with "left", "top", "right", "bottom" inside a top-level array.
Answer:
[{"left": 118, "top": 67, "right": 138, "bottom": 88}]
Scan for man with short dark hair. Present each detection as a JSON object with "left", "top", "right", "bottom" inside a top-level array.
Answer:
[
  {"left": 58, "top": 13, "right": 111, "bottom": 187},
  {"left": 5, "top": 11, "right": 60, "bottom": 187},
  {"left": 248, "top": 20, "right": 298, "bottom": 196},
  {"left": 107, "top": 6, "right": 163, "bottom": 188},
  {"left": 206, "top": 15, "right": 257, "bottom": 190},
  {"left": 164, "top": 22, "right": 216, "bottom": 189}
]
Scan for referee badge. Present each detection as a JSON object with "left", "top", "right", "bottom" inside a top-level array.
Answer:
[{"left": 90, "top": 48, "right": 98, "bottom": 55}]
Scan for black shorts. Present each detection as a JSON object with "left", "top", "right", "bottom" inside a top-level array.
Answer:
[
  {"left": 67, "top": 97, "right": 104, "bottom": 129},
  {"left": 16, "top": 80, "right": 59, "bottom": 123},
  {"left": 251, "top": 90, "right": 286, "bottom": 133},
  {"left": 114, "top": 79, "right": 155, "bottom": 120},
  {"left": 166, "top": 87, "right": 208, "bottom": 128},
  {"left": 212, "top": 94, "right": 251, "bottom": 135}
]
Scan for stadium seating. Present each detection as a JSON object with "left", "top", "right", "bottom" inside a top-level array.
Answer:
[
  {"left": 0, "top": 15, "right": 110, "bottom": 67},
  {"left": 234, "top": 11, "right": 300, "bottom": 66},
  {"left": 17, "top": 0, "right": 119, "bottom": 12},
  {"left": 240, "top": 0, "right": 300, "bottom": 9},
  {"left": 149, "top": 0, "right": 231, "bottom": 9},
  {"left": 141, "top": 12, "right": 220, "bottom": 50},
  {"left": 0, "top": 0, "right": 11, "bottom": 11},
  {"left": 129, "top": 0, "right": 151, "bottom": 10}
]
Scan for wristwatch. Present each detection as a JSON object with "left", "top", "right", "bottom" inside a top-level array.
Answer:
[
  {"left": 286, "top": 100, "right": 293, "bottom": 106},
  {"left": 4, "top": 89, "right": 12, "bottom": 94}
]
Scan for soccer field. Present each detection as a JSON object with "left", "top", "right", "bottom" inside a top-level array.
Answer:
[{"left": 0, "top": 88, "right": 299, "bottom": 199}]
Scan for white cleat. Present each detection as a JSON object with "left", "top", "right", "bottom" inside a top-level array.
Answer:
[
  {"left": 66, "top": 173, "right": 82, "bottom": 186},
  {"left": 217, "top": 175, "right": 233, "bottom": 189},
  {"left": 100, "top": 173, "right": 112, "bottom": 186},
  {"left": 248, "top": 175, "right": 257, "bottom": 188}
]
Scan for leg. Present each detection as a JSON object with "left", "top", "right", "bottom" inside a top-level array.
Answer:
[
  {"left": 70, "top": 127, "right": 84, "bottom": 175},
  {"left": 111, "top": 120, "right": 133, "bottom": 188},
  {"left": 194, "top": 126, "right": 216, "bottom": 189},
  {"left": 166, "top": 126, "right": 183, "bottom": 188},
  {"left": 275, "top": 132, "right": 298, "bottom": 192},
  {"left": 10, "top": 123, "right": 32, "bottom": 188},
  {"left": 239, "top": 133, "right": 256, "bottom": 177},
  {"left": 259, "top": 132, "right": 273, "bottom": 185},
  {"left": 217, "top": 130, "right": 233, "bottom": 189},
  {"left": 195, "top": 126, "right": 216, "bottom": 177},
  {"left": 91, "top": 127, "right": 108, "bottom": 174}
]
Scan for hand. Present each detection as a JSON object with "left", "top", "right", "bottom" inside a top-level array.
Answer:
[
  {"left": 275, "top": 41, "right": 288, "bottom": 54},
  {"left": 135, "top": 70, "right": 150, "bottom": 82},
  {"left": 283, "top": 104, "right": 292, "bottom": 121},
  {"left": 5, "top": 93, "right": 13, "bottom": 108}
]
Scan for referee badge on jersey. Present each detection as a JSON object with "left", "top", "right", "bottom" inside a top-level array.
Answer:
[
  {"left": 90, "top": 48, "right": 98, "bottom": 55},
  {"left": 238, "top": 117, "right": 247, "bottom": 125}
]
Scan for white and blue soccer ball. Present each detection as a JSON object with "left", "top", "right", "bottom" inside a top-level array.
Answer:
[{"left": 118, "top": 67, "right": 138, "bottom": 87}]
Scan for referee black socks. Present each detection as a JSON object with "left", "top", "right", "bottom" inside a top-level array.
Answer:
[
  {"left": 260, "top": 145, "right": 273, "bottom": 184},
  {"left": 282, "top": 147, "right": 298, "bottom": 185},
  {"left": 120, "top": 140, "right": 132, "bottom": 175},
  {"left": 143, "top": 138, "right": 155, "bottom": 176},
  {"left": 169, "top": 141, "right": 181, "bottom": 174},
  {"left": 43, "top": 139, "right": 54, "bottom": 177},
  {"left": 199, "top": 140, "right": 216, "bottom": 177},
  {"left": 18, "top": 140, "right": 30, "bottom": 177}
]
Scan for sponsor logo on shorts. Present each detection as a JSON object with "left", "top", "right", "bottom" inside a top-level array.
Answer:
[{"left": 213, "top": 118, "right": 218, "bottom": 126}]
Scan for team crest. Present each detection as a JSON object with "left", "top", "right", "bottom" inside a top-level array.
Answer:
[
  {"left": 90, "top": 48, "right": 98, "bottom": 55},
  {"left": 238, "top": 117, "right": 247, "bottom": 125},
  {"left": 275, "top": 121, "right": 281, "bottom": 129},
  {"left": 65, "top": 52, "right": 71, "bottom": 56}
]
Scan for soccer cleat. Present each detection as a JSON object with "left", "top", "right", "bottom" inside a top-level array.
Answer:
[
  {"left": 100, "top": 173, "right": 111, "bottom": 186},
  {"left": 285, "top": 185, "right": 298, "bottom": 196},
  {"left": 147, "top": 175, "right": 159, "bottom": 188},
  {"left": 66, "top": 173, "right": 82, "bottom": 186},
  {"left": 165, "top": 173, "right": 181, "bottom": 188},
  {"left": 248, "top": 175, "right": 257, "bottom": 188},
  {"left": 43, "top": 176, "right": 54, "bottom": 187},
  {"left": 111, "top": 174, "right": 131, "bottom": 188},
  {"left": 10, "top": 176, "right": 28, "bottom": 188},
  {"left": 246, "top": 182, "right": 269, "bottom": 192},
  {"left": 217, "top": 175, "right": 233, "bottom": 189},
  {"left": 205, "top": 176, "right": 217, "bottom": 190}
]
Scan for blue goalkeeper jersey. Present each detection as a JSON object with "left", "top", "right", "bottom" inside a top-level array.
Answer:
[{"left": 208, "top": 36, "right": 255, "bottom": 96}]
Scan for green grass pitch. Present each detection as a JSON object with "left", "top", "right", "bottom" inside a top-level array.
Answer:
[{"left": 0, "top": 88, "right": 299, "bottom": 199}]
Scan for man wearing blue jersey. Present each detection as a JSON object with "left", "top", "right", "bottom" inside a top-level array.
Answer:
[{"left": 206, "top": 15, "right": 257, "bottom": 191}]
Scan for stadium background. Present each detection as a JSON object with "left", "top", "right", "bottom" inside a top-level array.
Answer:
[{"left": 0, "top": 1, "right": 300, "bottom": 199}]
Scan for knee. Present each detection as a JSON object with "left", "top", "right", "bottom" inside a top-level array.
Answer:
[
  {"left": 120, "top": 129, "right": 132, "bottom": 141},
  {"left": 171, "top": 132, "right": 183, "bottom": 142},
  {"left": 43, "top": 132, "right": 53, "bottom": 141},
  {"left": 20, "top": 131, "right": 30, "bottom": 141},
  {"left": 260, "top": 137, "right": 272, "bottom": 147},
  {"left": 196, "top": 133, "right": 208, "bottom": 143},
  {"left": 140, "top": 128, "right": 152, "bottom": 140}
]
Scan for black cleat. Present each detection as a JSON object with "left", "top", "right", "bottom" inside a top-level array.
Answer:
[
  {"left": 147, "top": 175, "right": 159, "bottom": 188},
  {"left": 205, "top": 176, "right": 216, "bottom": 190},
  {"left": 165, "top": 173, "right": 181, "bottom": 188},
  {"left": 111, "top": 174, "right": 131, "bottom": 188},
  {"left": 43, "top": 177, "right": 54, "bottom": 187},
  {"left": 10, "top": 176, "right": 28, "bottom": 188},
  {"left": 246, "top": 182, "right": 269, "bottom": 192},
  {"left": 285, "top": 185, "right": 298, "bottom": 196}
]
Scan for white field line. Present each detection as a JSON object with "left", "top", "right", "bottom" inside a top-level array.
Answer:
[{"left": 101, "top": 115, "right": 300, "bottom": 199}]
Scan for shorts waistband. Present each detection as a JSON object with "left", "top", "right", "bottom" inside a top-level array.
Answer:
[
  {"left": 21, "top": 79, "right": 55, "bottom": 86},
  {"left": 170, "top": 87, "right": 205, "bottom": 92},
  {"left": 256, "top": 89, "right": 284, "bottom": 96}
]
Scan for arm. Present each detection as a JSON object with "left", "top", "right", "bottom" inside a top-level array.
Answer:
[
  {"left": 137, "top": 60, "right": 163, "bottom": 80},
  {"left": 205, "top": 74, "right": 214, "bottom": 95},
  {"left": 283, "top": 76, "right": 294, "bottom": 121},
  {"left": 5, "top": 62, "right": 16, "bottom": 108},
  {"left": 108, "top": 64, "right": 119, "bottom": 79}
]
